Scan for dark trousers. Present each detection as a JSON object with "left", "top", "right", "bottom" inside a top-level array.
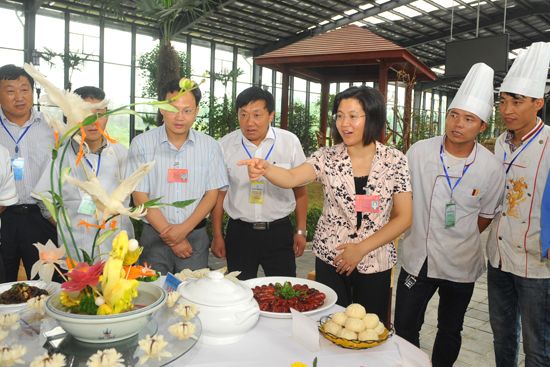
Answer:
[
  {"left": 315, "top": 257, "right": 391, "bottom": 326},
  {"left": 225, "top": 217, "right": 295, "bottom": 280},
  {"left": 0, "top": 205, "right": 58, "bottom": 281},
  {"left": 395, "top": 261, "right": 474, "bottom": 367}
]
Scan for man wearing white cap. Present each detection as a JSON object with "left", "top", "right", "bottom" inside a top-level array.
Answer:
[
  {"left": 487, "top": 42, "right": 550, "bottom": 367},
  {"left": 395, "top": 62, "right": 505, "bottom": 367}
]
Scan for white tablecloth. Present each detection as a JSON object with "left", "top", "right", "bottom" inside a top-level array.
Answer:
[{"left": 170, "top": 305, "right": 431, "bottom": 367}]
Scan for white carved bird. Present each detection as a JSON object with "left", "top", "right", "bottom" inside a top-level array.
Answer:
[{"left": 64, "top": 161, "right": 155, "bottom": 220}]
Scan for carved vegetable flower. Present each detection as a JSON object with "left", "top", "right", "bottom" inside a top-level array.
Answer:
[
  {"left": 30, "top": 352, "right": 66, "bottom": 367},
  {"left": 165, "top": 291, "right": 180, "bottom": 308},
  {"left": 86, "top": 349, "right": 124, "bottom": 367},
  {"left": 0, "top": 313, "right": 20, "bottom": 330},
  {"left": 168, "top": 321, "right": 196, "bottom": 340},
  {"left": 27, "top": 294, "right": 48, "bottom": 316},
  {"left": 138, "top": 334, "right": 172, "bottom": 365},
  {"left": 62, "top": 261, "right": 105, "bottom": 293},
  {"left": 173, "top": 303, "right": 198, "bottom": 320},
  {"left": 30, "top": 240, "right": 66, "bottom": 282},
  {"left": 0, "top": 345, "right": 26, "bottom": 366}
]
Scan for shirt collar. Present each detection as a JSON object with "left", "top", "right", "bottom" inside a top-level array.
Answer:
[
  {"left": 160, "top": 125, "right": 196, "bottom": 146},
  {"left": 237, "top": 126, "right": 275, "bottom": 146},
  {"left": 441, "top": 135, "right": 477, "bottom": 166},
  {"left": 0, "top": 107, "right": 40, "bottom": 128},
  {"left": 504, "top": 117, "right": 544, "bottom": 152}
]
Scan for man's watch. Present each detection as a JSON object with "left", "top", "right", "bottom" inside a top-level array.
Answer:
[{"left": 296, "top": 229, "right": 307, "bottom": 237}]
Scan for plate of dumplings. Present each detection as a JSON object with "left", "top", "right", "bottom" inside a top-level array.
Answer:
[{"left": 318, "top": 303, "right": 393, "bottom": 349}]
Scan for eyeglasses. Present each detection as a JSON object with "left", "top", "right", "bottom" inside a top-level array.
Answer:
[
  {"left": 332, "top": 113, "right": 366, "bottom": 124},
  {"left": 167, "top": 107, "right": 197, "bottom": 116}
]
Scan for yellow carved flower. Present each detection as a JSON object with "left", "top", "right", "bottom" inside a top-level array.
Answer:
[{"left": 60, "top": 291, "right": 81, "bottom": 308}]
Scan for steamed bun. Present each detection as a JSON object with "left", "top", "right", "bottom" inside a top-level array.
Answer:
[
  {"left": 337, "top": 328, "right": 358, "bottom": 340},
  {"left": 345, "top": 303, "right": 367, "bottom": 319},
  {"left": 363, "top": 313, "right": 380, "bottom": 329},
  {"left": 331, "top": 312, "right": 348, "bottom": 326},
  {"left": 323, "top": 320, "right": 342, "bottom": 335},
  {"left": 344, "top": 317, "right": 366, "bottom": 333},
  {"left": 358, "top": 329, "right": 379, "bottom": 342},
  {"left": 374, "top": 321, "right": 385, "bottom": 335}
]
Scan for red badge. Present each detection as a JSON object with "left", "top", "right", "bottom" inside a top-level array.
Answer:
[
  {"left": 168, "top": 168, "right": 188, "bottom": 183},
  {"left": 355, "top": 194, "right": 381, "bottom": 213}
]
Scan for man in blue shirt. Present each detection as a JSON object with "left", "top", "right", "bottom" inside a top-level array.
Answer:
[{"left": 127, "top": 79, "right": 228, "bottom": 274}]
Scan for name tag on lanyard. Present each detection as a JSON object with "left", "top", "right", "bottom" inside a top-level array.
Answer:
[
  {"left": 78, "top": 193, "right": 97, "bottom": 216},
  {"left": 445, "top": 200, "right": 456, "bottom": 228},
  {"left": 355, "top": 194, "right": 381, "bottom": 213},
  {"left": 11, "top": 157, "right": 24, "bottom": 181},
  {"left": 249, "top": 180, "right": 265, "bottom": 204}
]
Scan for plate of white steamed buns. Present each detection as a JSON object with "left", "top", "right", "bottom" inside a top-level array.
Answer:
[{"left": 318, "top": 303, "right": 392, "bottom": 349}]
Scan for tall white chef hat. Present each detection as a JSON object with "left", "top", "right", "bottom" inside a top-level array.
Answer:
[
  {"left": 448, "top": 62, "right": 494, "bottom": 122},
  {"left": 500, "top": 42, "right": 550, "bottom": 98}
]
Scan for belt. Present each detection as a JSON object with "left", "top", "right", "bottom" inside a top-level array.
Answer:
[
  {"left": 230, "top": 216, "right": 290, "bottom": 230},
  {"left": 5, "top": 204, "right": 40, "bottom": 215},
  {"left": 194, "top": 218, "right": 207, "bottom": 230}
]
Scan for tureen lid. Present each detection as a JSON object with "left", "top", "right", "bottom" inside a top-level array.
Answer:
[{"left": 180, "top": 271, "right": 252, "bottom": 306}]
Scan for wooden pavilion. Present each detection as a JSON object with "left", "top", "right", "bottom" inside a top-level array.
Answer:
[{"left": 255, "top": 25, "right": 437, "bottom": 145}]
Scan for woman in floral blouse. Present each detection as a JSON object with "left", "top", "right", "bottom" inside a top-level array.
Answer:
[{"left": 240, "top": 86, "right": 412, "bottom": 324}]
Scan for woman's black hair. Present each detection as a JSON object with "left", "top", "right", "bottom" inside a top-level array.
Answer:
[{"left": 331, "top": 86, "right": 386, "bottom": 146}]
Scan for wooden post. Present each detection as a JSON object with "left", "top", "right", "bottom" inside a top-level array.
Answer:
[
  {"left": 319, "top": 81, "right": 330, "bottom": 147},
  {"left": 280, "top": 70, "right": 290, "bottom": 129},
  {"left": 378, "top": 62, "right": 389, "bottom": 142}
]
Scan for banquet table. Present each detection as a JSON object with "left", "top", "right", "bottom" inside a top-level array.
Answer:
[{"left": 169, "top": 304, "right": 431, "bottom": 367}]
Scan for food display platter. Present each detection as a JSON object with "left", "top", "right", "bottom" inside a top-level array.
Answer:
[
  {"left": 0, "top": 280, "right": 60, "bottom": 314},
  {"left": 243, "top": 276, "right": 337, "bottom": 319}
]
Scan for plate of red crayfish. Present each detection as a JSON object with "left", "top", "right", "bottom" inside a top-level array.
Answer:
[{"left": 244, "top": 276, "right": 337, "bottom": 319}]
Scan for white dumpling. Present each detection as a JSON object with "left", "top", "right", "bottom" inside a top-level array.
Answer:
[
  {"left": 358, "top": 329, "right": 379, "bottom": 342},
  {"left": 344, "top": 317, "right": 366, "bottom": 333},
  {"left": 363, "top": 313, "right": 380, "bottom": 329},
  {"left": 374, "top": 321, "right": 385, "bottom": 335},
  {"left": 323, "top": 320, "right": 341, "bottom": 335},
  {"left": 337, "top": 328, "right": 358, "bottom": 340},
  {"left": 331, "top": 312, "right": 348, "bottom": 326},
  {"left": 345, "top": 303, "right": 367, "bottom": 319}
]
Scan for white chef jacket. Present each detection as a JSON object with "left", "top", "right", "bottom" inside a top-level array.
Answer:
[
  {"left": 401, "top": 136, "right": 505, "bottom": 282},
  {"left": 487, "top": 121, "right": 550, "bottom": 278}
]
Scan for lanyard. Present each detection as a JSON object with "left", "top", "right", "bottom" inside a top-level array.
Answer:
[
  {"left": 84, "top": 153, "right": 102, "bottom": 177},
  {"left": 242, "top": 128, "right": 276, "bottom": 161},
  {"left": 503, "top": 126, "right": 543, "bottom": 175},
  {"left": 0, "top": 115, "right": 31, "bottom": 154},
  {"left": 439, "top": 144, "right": 472, "bottom": 199}
]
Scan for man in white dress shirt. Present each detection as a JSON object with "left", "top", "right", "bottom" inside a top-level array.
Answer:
[
  {"left": 0, "top": 64, "right": 56, "bottom": 281},
  {"left": 394, "top": 63, "right": 505, "bottom": 367},
  {"left": 211, "top": 86, "right": 308, "bottom": 280},
  {"left": 486, "top": 41, "right": 550, "bottom": 367}
]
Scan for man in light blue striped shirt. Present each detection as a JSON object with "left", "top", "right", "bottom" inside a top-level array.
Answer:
[
  {"left": 0, "top": 64, "right": 57, "bottom": 281},
  {"left": 127, "top": 79, "right": 228, "bottom": 274}
]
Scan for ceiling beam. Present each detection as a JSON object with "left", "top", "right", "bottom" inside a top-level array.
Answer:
[{"left": 401, "top": 3, "right": 550, "bottom": 48}]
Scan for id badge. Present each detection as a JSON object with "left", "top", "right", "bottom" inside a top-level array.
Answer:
[
  {"left": 249, "top": 180, "right": 265, "bottom": 204},
  {"left": 355, "top": 194, "right": 381, "bottom": 213},
  {"left": 445, "top": 201, "right": 456, "bottom": 228},
  {"left": 11, "top": 157, "right": 24, "bottom": 181},
  {"left": 78, "top": 193, "right": 96, "bottom": 216},
  {"left": 168, "top": 168, "right": 188, "bottom": 183}
]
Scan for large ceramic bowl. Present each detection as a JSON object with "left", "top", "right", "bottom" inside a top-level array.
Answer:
[
  {"left": 45, "top": 282, "right": 166, "bottom": 343},
  {"left": 179, "top": 271, "right": 259, "bottom": 345}
]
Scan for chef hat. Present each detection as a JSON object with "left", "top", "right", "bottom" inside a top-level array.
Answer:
[
  {"left": 448, "top": 62, "right": 494, "bottom": 122},
  {"left": 500, "top": 42, "right": 550, "bottom": 98}
]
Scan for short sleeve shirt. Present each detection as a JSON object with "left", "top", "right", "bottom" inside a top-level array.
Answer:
[{"left": 305, "top": 141, "right": 411, "bottom": 274}]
